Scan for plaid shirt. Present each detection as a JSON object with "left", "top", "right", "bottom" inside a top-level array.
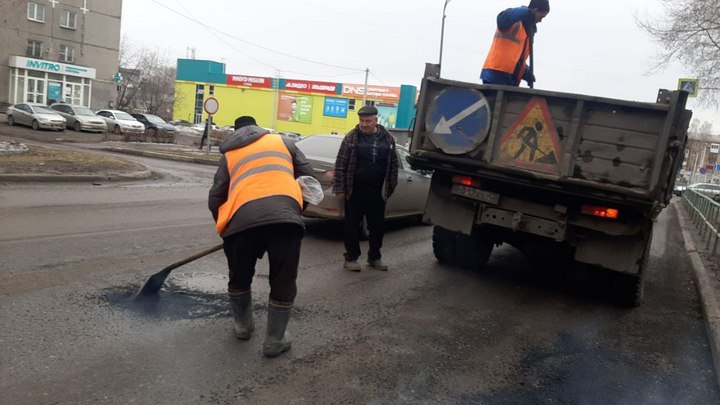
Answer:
[{"left": 333, "top": 125, "right": 399, "bottom": 200}]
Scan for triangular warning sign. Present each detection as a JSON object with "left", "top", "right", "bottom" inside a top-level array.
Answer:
[{"left": 496, "top": 97, "right": 562, "bottom": 174}]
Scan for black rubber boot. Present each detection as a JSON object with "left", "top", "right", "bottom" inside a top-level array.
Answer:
[
  {"left": 262, "top": 300, "right": 292, "bottom": 357},
  {"left": 229, "top": 290, "right": 254, "bottom": 340}
]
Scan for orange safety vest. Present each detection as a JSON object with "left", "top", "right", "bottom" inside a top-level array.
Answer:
[
  {"left": 482, "top": 21, "right": 531, "bottom": 83},
  {"left": 215, "top": 134, "right": 303, "bottom": 235}
]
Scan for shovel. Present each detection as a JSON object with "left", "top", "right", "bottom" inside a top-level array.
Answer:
[{"left": 134, "top": 243, "right": 224, "bottom": 299}]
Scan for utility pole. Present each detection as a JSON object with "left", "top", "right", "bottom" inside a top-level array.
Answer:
[
  {"left": 438, "top": 0, "right": 451, "bottom": 77},
  {"left": 362, "top": 68, "right": 369, "bottom": 106}
]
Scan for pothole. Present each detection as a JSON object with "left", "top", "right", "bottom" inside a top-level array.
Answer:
[{"left": 166, "top": 271, "right": 228, "bottom": 295}]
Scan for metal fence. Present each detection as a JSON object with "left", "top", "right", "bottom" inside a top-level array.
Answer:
[{"left": 682, "top": 189, "right": 720, "bottom": 255}]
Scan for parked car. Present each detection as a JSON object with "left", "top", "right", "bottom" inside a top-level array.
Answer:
[
  {"left": 279, "top": 132, "right": 302, "bottom": 143},
  {"left": 50, "top": 103, "right": 107, "bottom": 133},
  {"left": 95, "top": 109, "right": 145, "bottom": 135},
  {"left": 688, "top": 183, "right": 720, "bottom": 198},
  {"left": 673, "top": 183, "right": 687, "bottom": 196},
  {"left": 295, "top": 134, "right": 431, "bottom": 227},
  {"left": 130, "top": 113, "right": 177, "bottom": 135},
  {"left": 6, "top": 103, "right": 66, "bottom": 131}
]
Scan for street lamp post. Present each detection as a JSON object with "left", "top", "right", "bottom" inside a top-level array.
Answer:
[{"left": 438, "top": 0, "right": 451, "bottom": 77}]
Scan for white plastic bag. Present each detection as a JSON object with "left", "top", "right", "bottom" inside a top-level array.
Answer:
[{"left": 297, "top": 176, "right": 324, "bottom": 205}]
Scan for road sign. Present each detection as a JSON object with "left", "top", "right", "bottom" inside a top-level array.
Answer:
[
  {"left": 113, "top": 72, "right": 122, "bottom": 84},
  {"left": 495, "top": 97, "right": 561, "bottom": 174},
  {"left": 678, "top": 78, "right": 699, "bottom": 98},
  {"left": 203, "top": 97, "right": 219, "bottom": 115},
  {"left": 424, "top": 87, "right": 491, "bottom": 155}
]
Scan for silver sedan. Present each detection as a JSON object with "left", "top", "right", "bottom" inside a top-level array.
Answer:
[
  {"left": 296, "top": 134, "right": 430, "bottom": 228},
  {"left": 50, "top": 103, "right": 107, "bottom": 133},
  {"left": 6, "top": 103, "right": 66, "bottom": 131}
]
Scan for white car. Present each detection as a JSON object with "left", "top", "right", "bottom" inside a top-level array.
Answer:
[
  {"left": 6, "top": 103, "right": 66, "bottom": 131},
  {"left": 95, "top": 109, "right": 145, "bottom": 135}
]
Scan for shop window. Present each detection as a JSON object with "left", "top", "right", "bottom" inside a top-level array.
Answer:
[
  {"left": 26, "top": 40, "right": 43, "bottom": 58},
  {"left": 364, "top": 100, "right": 376, "bottom": 107},
  {"left": 348, "top": 99, "right": 356, "bottom": 111},
  {"left": 209, "top": 86, "right": 215, "bottom": 95},
  {"left": 60, "top": 10, "right": 77, "bottom": 29},
  {"left": 27, "top": 2, "right": 45, "bottom": 22},
  {"left": 59, "top": 45, "right": 75, "bottom": 63},
  {"left": 194, "top": 84, "right": 205, "bottom": 124}
]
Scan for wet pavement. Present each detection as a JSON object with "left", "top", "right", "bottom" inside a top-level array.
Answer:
[{"left": 1, "top": 121, "right": 719, "bottom": 404}]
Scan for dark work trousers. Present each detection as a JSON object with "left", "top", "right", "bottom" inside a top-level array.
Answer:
[
  {"left": 343, "top": 187, "right": 386, "bottom": 262},
  {"left": 223, "top": 223, "right": 304, "bottom": 303}
]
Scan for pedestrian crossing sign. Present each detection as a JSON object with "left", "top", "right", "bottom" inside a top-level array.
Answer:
[
  {"left": 496, "top": 97, "right": 561, "bottom": 174},
  {"left": 678, "top": 78, "right": 699, "bottom": 97}
]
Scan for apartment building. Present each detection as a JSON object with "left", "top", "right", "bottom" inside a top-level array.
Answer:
[{"left": 0, "top": 0, "right": 122, "bottom": 109}]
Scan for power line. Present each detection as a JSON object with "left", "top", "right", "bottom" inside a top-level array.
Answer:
[
  {"left": 172, "top": 0, "right": 279, "bottom": 71},
  {"left": 151, "top": 0, "right": 365, "bottom": 73}
]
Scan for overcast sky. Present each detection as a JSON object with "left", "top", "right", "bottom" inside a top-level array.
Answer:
[{"left": 121, "top": 0, "right": 719, "bottom": 132}]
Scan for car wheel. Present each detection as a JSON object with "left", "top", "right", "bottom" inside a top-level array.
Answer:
[
  {"left": 358, "top": 217, "right": 369, "bottom": 241},
  {"left": 74, "top": 121, "right": 81, "bottom": 132},
  {"left": 113, "top": 125, "right": 121, "bottom": 135},
  {"left": 149, "top": 128, "right": 158, "bottom": 143},
  {"left": 7, "top": 115, "right": 15, "bottom": 126},
  {"left": 31, "top": 120, "right": 39, "bottom": 130}
]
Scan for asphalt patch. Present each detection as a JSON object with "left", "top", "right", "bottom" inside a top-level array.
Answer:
[{"left": 98, "top": 283, "right": 231, "bottom": 320}]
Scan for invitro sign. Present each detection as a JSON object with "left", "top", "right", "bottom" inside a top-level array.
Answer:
[{"left": 9, "top": 56, "right": 96, "bottom": 79}]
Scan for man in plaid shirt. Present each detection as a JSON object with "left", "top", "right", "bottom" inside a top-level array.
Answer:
[{"left": 333, "top": 106, "right": 399, "bottom": 272}]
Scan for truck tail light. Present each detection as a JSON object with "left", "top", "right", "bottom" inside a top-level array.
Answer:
[
  {"left": 452, "top": 175, "right": 481, "bottom": 188},
  {"left": 581, "top": 205, "right": 619, "bottom": 219}
]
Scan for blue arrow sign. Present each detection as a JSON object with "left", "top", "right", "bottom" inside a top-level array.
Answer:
[{"left": 425, "top": 87, "right": 491, "bottom": 155}]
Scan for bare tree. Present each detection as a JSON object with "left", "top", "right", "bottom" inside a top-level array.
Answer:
[
  {"left": 689, "top": 119, "right": 715, "bottom": 140},
  {"left": 636, "top": 0, "right": 720, "bottom": 106},
  {"left": 117, "top": 37, "right": 179, "bottom": 120}
]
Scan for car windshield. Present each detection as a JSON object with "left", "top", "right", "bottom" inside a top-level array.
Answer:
[
  {"left": 33, "top": 106, "right": 55, "bottom": 114},
  {"left": 74, "top": 107, "right": 96, "bottom": 116},
  {"left": 295, "top": 136, "right": 344, "bottom": 157},
  {"left": 115, "top": 112, "right": 136, "bottom": 120},
  {"left": 145, "top": 115, "right": 167, "bottom": 124}
]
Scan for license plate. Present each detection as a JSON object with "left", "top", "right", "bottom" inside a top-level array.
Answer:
[{"left": 451, "top": 184, "right": 500, "bottom": 205}]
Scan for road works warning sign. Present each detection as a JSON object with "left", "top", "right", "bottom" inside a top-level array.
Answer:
[{"left": 496, "top": 97, "right": 561, "bottom": 174}]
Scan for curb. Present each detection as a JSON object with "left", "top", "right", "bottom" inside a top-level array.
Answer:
[
  {"left": 0, "top": 169, "right": 152, "bottom": 182},
  {"left": 675, "top": 202, "right": 720, "bottom": 387},
  {"left": 102, "top": 147, "right": 219, "bottom": 166}
]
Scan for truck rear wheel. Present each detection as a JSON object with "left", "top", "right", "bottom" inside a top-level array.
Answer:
[
  {"left": 433, "top": 226, "right": 456, "bottom": 264},
  {"left": 610, "top": 272, "right": 644, "bottom": 307},
  {"left": 433, "top": 226, "right": 493, "bottom": 270}
]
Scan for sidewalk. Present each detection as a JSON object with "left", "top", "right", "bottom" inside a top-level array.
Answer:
[
  {"left": 0, "top": 131, "right": 220, "bottom": 182},
  {"left": 675, "top": 200, "right": 720, "bottom": 387}
]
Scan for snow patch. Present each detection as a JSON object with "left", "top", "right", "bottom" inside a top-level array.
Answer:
[{"left": 0, "top": 140, "right": 29, "bottom": 154}]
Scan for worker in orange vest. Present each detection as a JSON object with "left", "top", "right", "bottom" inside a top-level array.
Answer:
[
  {"left": 208, "top": 115, "right": 315, "bottom": 357},
  {"left": 480, "top": 0, "right": 550, "bottom": 87}
]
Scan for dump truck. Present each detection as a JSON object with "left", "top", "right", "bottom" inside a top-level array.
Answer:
[{"left": 407, "top": 64, "right": 692, "bottom": 306}]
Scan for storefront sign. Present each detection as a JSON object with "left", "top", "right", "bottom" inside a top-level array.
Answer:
[
  {"left": 48, "top": 82, "right": 62, "bottom": 102},
  {"left": 9, "top": 56, "right": 96, "bottom": 79},
  {"left": 323, "top": 97, "right": 348, "bottom": 118},
  {"left": 282, "top": 79, "right": 339, "bottom": 95},
  {"left": 225, "top": 74, "right": 273, "bottom": 88},
  {"left": 342, "top": 84, "right": 401, "bottom": 101},
  {"left": 278, "top": 94, "right": 313, "bottom": 124},
  {"left": 376, "top": 105, "right": 398, "bottom": 128},
  {"left": 711, "top": 143, "right": 719, "bottom": 154}
]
